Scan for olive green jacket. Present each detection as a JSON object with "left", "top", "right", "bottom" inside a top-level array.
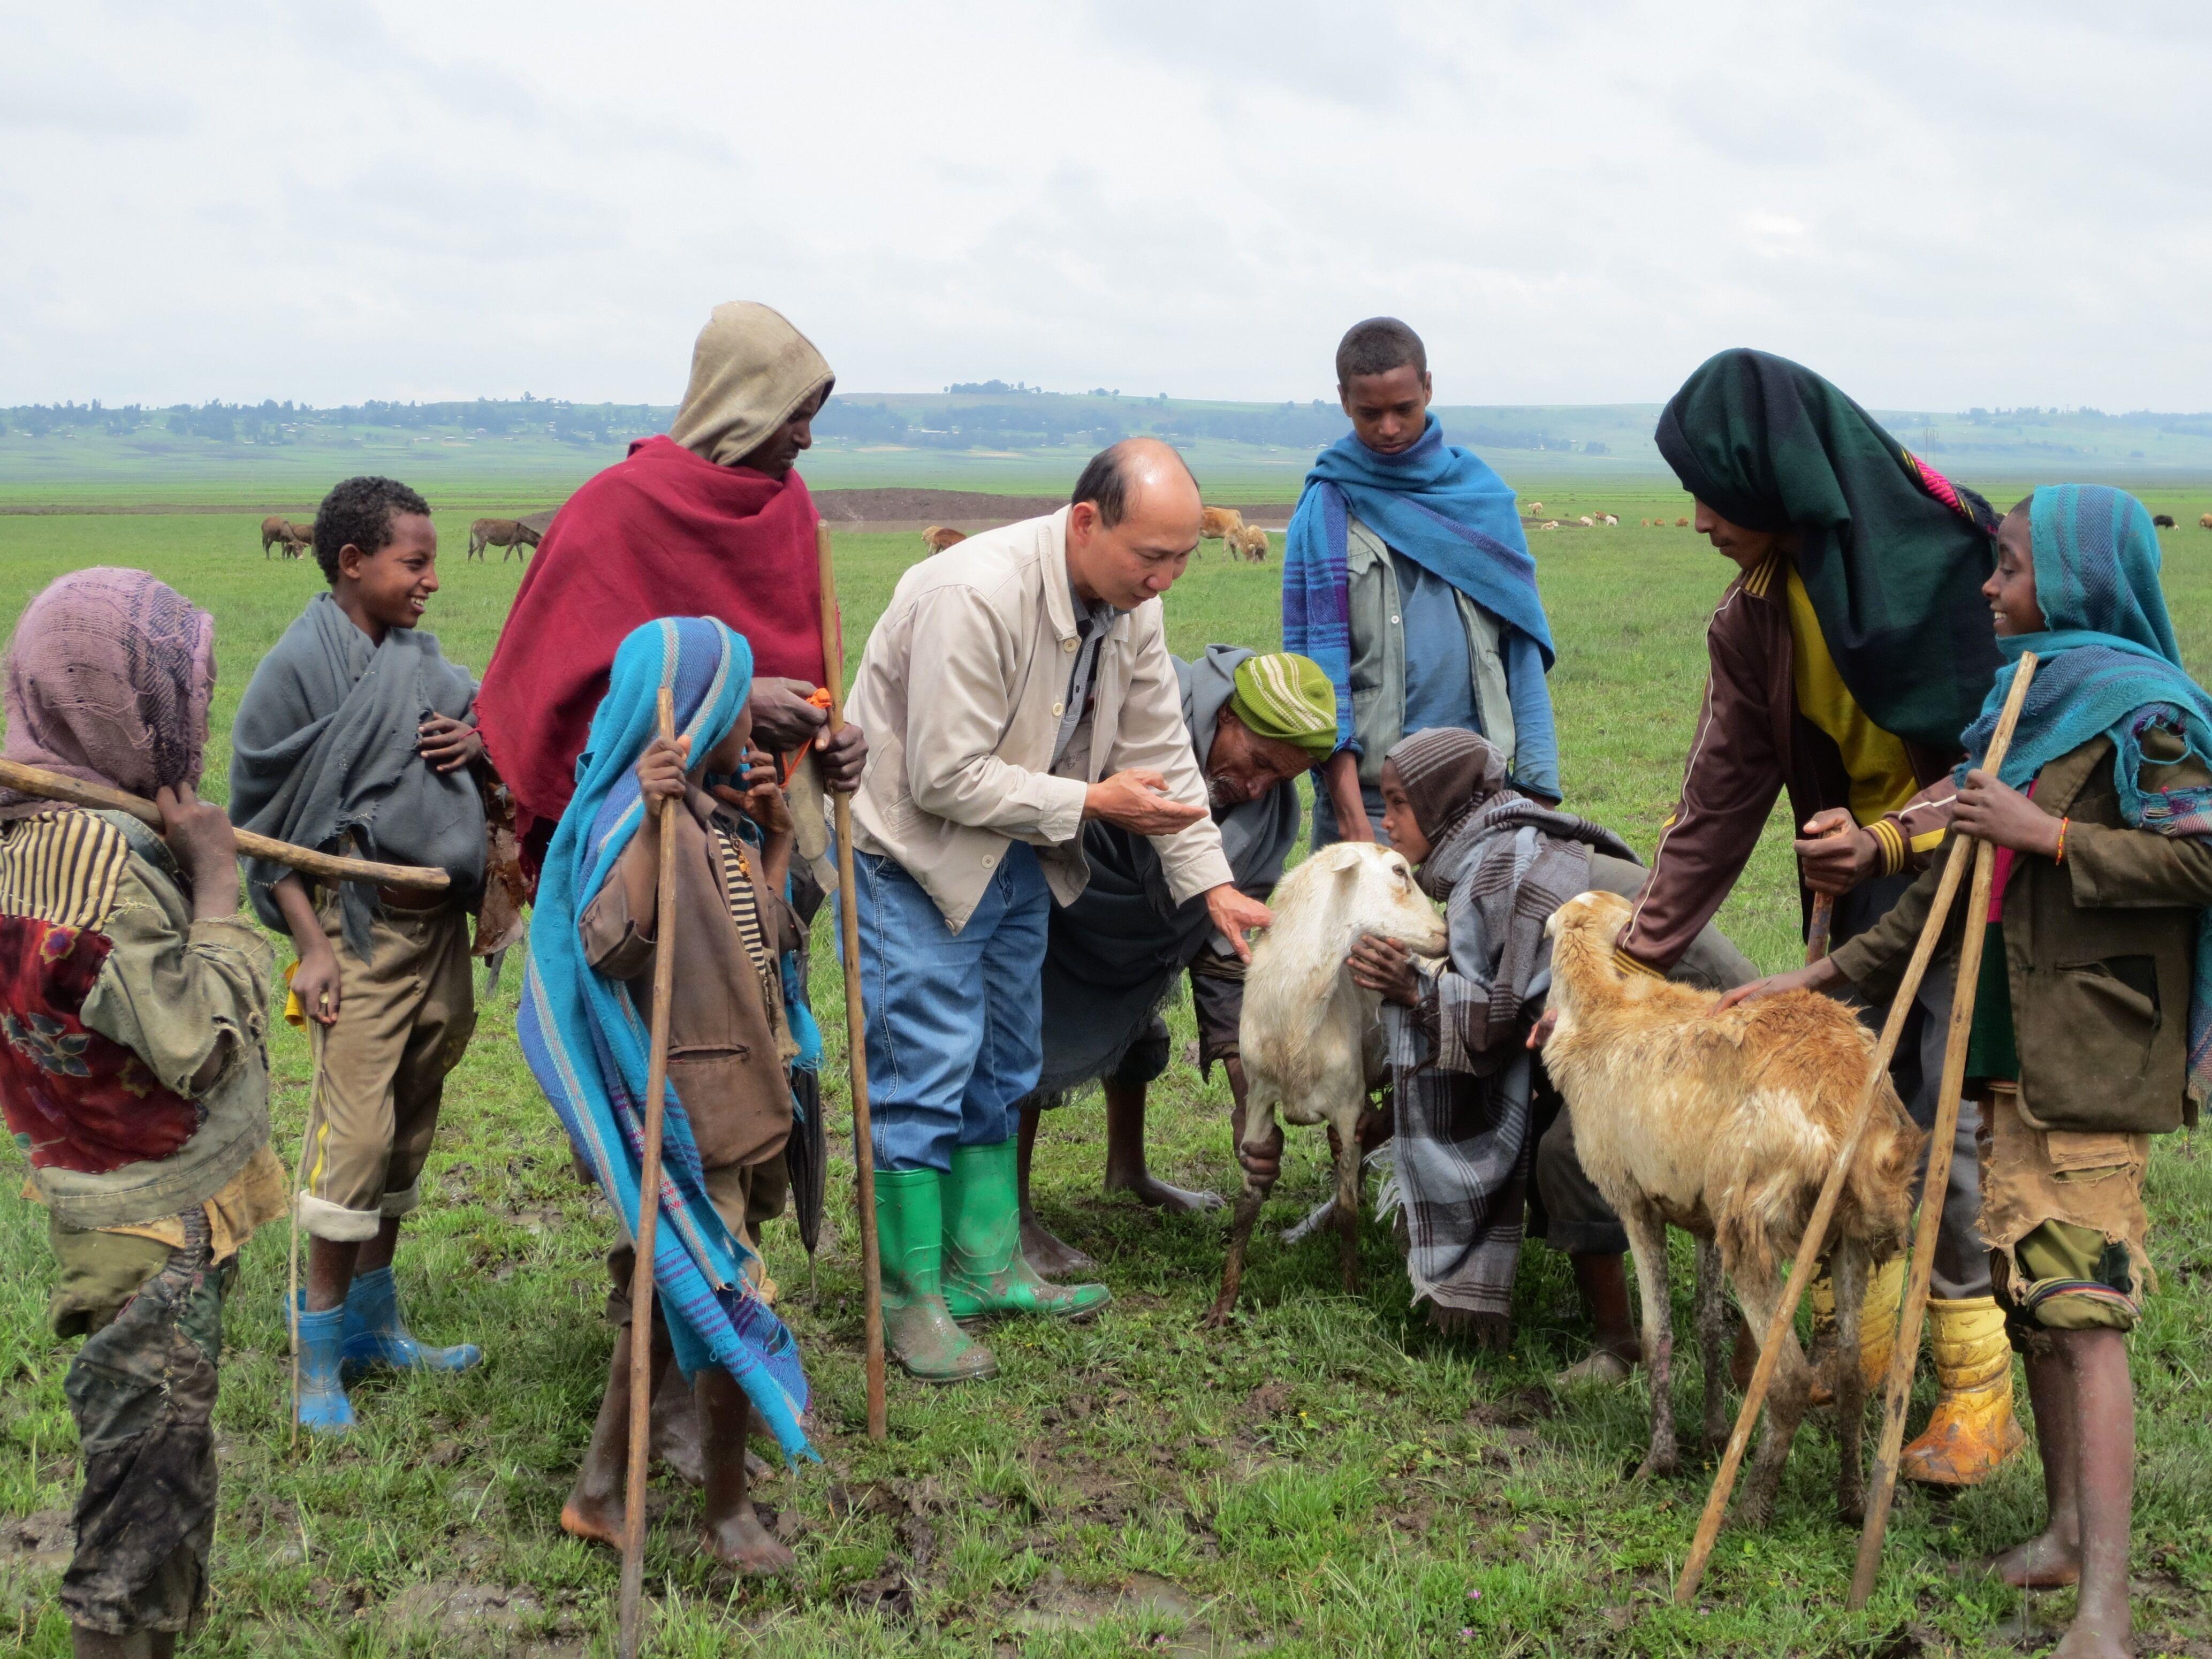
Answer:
[{"left": 1830, "top": 733, "right": 2212, "bottom": 1135}]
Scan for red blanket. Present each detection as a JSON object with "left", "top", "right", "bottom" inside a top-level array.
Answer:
[{"left": 476, "top": 435, "right": 826, "bottom": 841}]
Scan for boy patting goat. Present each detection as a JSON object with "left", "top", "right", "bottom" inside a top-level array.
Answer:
[
  {"left": 1540, "top": 889, "right": 1922, "bottom": 1524},
  {"left": 1205, "top": 840, "right": 1446, "bottom": 1326}
]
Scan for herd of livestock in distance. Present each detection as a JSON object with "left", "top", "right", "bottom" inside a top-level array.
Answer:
[{"left": 257, "top": 501, "right": 2212, "bottom": 567}]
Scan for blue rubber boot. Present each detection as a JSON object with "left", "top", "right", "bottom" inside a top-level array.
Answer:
[
  {"left": 294, "top": 1298, "right": 355, "bottom": 1435},
  {"left": 340, "top": 1266, "right": 483, "bottom": 1380}
]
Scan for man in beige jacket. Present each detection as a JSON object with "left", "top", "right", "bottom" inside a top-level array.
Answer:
[{"left": 847, "top": 438, "right": 1272, "bottom": 1382}]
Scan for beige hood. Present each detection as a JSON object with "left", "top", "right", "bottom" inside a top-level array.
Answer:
[{"left": 667, "top": 301, "right": 834, "bottom": 468}]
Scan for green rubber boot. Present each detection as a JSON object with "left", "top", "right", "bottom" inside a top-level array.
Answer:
[
  {"left": 941, "top": 1139, "right": 1112, "bottom": 1321},
  {"left": 876, "top": 1167, "right": 998, "bottom": 1383}
]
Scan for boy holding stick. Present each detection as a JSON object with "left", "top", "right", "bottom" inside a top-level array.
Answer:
[
  {"left": 1728, "top": 486, "right": 2212, "bottom": 1657},
  {"left": 229, "top": 476, "right": 489, "bottom": 1433},
  {"left": 0, "top": 571, "right": 287, "bottom": 1657},
  {"left": 519, "top": 617, "right": 815, "bottom": 1572}
]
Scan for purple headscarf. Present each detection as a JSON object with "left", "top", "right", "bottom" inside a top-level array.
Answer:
[{"left": 2, "top": 568, "right": 216, "bottom": 807}]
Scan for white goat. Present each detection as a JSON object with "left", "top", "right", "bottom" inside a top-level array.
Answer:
[
  {"left": 1539, "top": 890, "right": 1922, "bottom": 1526},
  {"left": 1205, "top": 842, "right": 1448, "bottom": 1326}
]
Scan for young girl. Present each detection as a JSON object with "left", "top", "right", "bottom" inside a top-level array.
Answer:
[
  {"left": 1729, "top": 485, "right": 2212, "bottom": 1658},
  {"left": 1346, "top": 727, "right": 1754, "bottom": 1350},
  {"left": 519, "top": 617, "right": 816, "bottom": 1574},
  {"left": 0, "top": 569, "right": 287, "bottom": 1657}
]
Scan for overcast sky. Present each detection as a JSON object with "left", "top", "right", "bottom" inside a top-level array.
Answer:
[{"left": 5, "top": 1, "right": 2208, "bottom": 411}]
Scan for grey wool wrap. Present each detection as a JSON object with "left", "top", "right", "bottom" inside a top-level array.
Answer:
[
  {"left": 229, "top": 593, "right": 484, "bottom": 958},
  {"left": 1381, "top": 739, "right": 1637, "bottom": 1334}
]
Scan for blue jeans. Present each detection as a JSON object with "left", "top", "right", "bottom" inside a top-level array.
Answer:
[{"left": 853, "top": 843, "right": 1050, "bottom": 1174}]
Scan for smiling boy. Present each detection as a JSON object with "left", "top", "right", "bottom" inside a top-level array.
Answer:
[
  {"left": 229, "top": 475, "right": 489, "bottom": 1433},
  {"left": 1284, "top": 317, "right": 1560, "bottom": 846}
]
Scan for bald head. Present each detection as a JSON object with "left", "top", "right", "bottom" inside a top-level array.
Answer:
[{"left": 1065, "top": 438, "right": 1204, "bottom": 611}]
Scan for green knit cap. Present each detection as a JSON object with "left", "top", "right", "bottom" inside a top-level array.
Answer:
[{"left": 1227, "top": 653, "right": 1337, "bottom": 761}]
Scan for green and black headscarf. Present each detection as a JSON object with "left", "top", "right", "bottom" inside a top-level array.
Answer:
[{"left": 1655, "top": 348, "right": 2002, "bottom": 752}]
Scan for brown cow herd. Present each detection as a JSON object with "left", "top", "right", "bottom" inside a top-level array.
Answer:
[{"left": 260, "top": 500, "right": 2212, "bottom": 569}]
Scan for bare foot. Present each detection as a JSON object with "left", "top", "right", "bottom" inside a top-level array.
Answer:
[
  {"left": 1105, "top": 1169, "right": 1224, "bottom": 1214},
  {"left": 560, "top": 1485, "right": 625, "bottom": 1550},
  {"left": 2048, "top": 1620, "right": 2131, "bottom": 1659},
  {"left": 1985, "top": 1530, "right": 2083, "bottom": 1590},
  {"left": 1020, "top": 1213, "right": 1096, "bottom": 1277},
  {"left": 700, "top": 1503, "right": 795, "bottom": 1574}
]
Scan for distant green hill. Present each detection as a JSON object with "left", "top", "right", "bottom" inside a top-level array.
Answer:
[{"left": 6, "top": 391, "right": 2212, "bottom": 506}]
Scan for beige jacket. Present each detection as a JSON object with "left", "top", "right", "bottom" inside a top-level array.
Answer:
[{"left": 848, "top": 508, "right": 1234, "bottom": 931}]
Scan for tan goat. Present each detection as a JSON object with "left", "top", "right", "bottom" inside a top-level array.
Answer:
[
  {"left": 920, "top": 525, "right": 967, "bottom": 554},
  {"left": 1540, "top": 889, "right": 1921, "bottom": 1526},
  {"left": 1227, "top": 523, "right": 1270, "bottom": 561}
]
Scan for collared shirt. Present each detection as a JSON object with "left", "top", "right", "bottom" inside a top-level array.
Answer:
[{"left": 1053, "top": 576, "right": 1120, "bottom": 773}]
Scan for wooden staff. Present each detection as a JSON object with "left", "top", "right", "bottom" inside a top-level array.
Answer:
[
  {"left": 818, "top": 522, "right": 888, "bottom": 1441},
  {"left": 1850, "top": 654, "right": 2040, "bottom": 1608},
  {"left": 1675, "top": 653, "right": 2038, "bottom": 1605},
  {"left": 0, "top": 758, "right": 449, "bottom": 892},
  {"left": 617, "top": 688, "right": 681, "bottom": 1659}
]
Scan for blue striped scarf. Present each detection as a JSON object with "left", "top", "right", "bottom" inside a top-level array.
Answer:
[
  {"left": 1282, "top": 417, "right": 1556, "bottom": 779},
  {"left": 518, "top": 617, "right": 815, "bottom": 1461},
  {"left": 1958, "top": 484, "right": 2212, "bottom": 1104}
]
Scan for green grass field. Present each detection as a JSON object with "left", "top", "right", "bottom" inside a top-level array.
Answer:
[{"left": 1, "top": 493, "right": 2209, "bottom": 1656}]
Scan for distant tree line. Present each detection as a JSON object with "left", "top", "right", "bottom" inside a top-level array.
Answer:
[{"left": 0, "top": 397, "right": 675, "bottom": 447}]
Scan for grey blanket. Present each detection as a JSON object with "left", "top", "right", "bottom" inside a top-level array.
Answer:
[
  {"left": 1383, "top": 794, "right": 1636, "bottom": 1326},
  {"left": 229, "top": 592, "right": 484, "bottom": 958}
]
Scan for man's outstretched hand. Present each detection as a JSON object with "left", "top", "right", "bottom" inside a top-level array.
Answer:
[
  {"left": 1204, "top": 885, "right": 1272, "bottom": 964},
  {"left": 1085, "top": 770, "right": 1206, "bottom": 836}
]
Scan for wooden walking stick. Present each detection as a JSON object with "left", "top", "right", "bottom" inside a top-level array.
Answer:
[
  {"left": 617, "top": 687, "right": 682, "bottom": 1659},
  {"left": 0, "top": 758, "right": 450, "bottom": 891},
  {"left": 817, "top": 523, "right": 889, "bottom": 1442},
  {"left": 1674, "top": 652, "right": 2039, "bottom": 1605},
  {"left": 1850, "top": 652, "right": 2040, "bottom": 1609}
]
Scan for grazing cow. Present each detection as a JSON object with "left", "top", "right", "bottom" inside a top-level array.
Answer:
[
  {"left": 1540, "top": 889, "right": 1921, "bottom": 1526},
  {"left": 1537, "top": 521, "right": 1561, "bottom": 532},
  {"left": 1640, "top": 519, "right": 1653, "bottom": 528},
  {"left": 1601, "top": 514, "right": 1620, "bottom": 527},
  {"left": 919, "top": 525, "right": 967, "bottom": 555},
  {"left": 1577, "top": 515, "right": 1595, "bottom": 527},
  {"left": 1676, "top": 516, "right": 1690, "bottom": 528},
  {"left": 1527, "top": 500, "right": 1544, "bottom": 513},
  {"left": 2153, "top": 514, "right": 2176, "bottom": 529},
  {"left": 1199, "top": 506, "right": 1248, "bottom": 551},
  {"left": 2199, "top": 513, "right": 2212, "bottom": 530},
  {"left": 261, "top": 515, "right": 296, "bottom": 558},
  {"left": 468, "top": 518, "right": 542, "bottom": 562},
  {"left": 282, "top": 520, "right": 315, "bottom": 559},
  {"left": 1228, "top": 524, "right": 1270, "bottom": 561},
  {"left": 1205, "top": 842, "right": 1448, "bottom": 1326}
]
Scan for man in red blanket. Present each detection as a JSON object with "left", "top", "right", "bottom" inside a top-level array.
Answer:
[{"left": 476, "top": 301, "right": 865, "bottom": 871}]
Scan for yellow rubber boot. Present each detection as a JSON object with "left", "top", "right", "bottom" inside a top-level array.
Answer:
[
  {"left": 1808, "top": 1258, "right": 1903, "bottom": 1405},
  {"left": 1897, "top": 1296, "right": 2025, "bottom": 1487}
]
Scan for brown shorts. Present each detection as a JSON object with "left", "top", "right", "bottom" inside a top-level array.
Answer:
[
  {"left": 295, "top": 899, "right": 476, "bottom": 1242},
  {"left": 1978, "top": 1084, "right": 2152, "bottom": 1338},
  {"left": 604, "top": 1156, "right": 788, "bottom": 1327}
]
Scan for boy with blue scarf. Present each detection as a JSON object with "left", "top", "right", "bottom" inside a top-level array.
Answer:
[
  {"left": 1284, "top": 317, "right": 1560, "bottom": 845},
  {"left": 520, "top": 618, "right": 815, "bottom": 1575},
  {"left": 1732, "top": 486, "right": 2212, "bottom": 1659}
]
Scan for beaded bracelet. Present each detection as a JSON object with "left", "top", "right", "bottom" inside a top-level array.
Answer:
[{"left": 2054, "top": 817, "right": 2070, "bottom": 863}]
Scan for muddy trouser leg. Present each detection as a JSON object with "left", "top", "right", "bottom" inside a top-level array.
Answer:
[{"left": 60, "top": 1212, "right": 225, "bottom": 1640}]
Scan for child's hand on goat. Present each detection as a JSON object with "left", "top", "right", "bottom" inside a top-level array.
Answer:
[
  {"left": 1711, "top": 957, "right": 1841, "bottom": 1013},
  {"left": 1348, "top": 933, "right": 1422, "bottom": 1007}
]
